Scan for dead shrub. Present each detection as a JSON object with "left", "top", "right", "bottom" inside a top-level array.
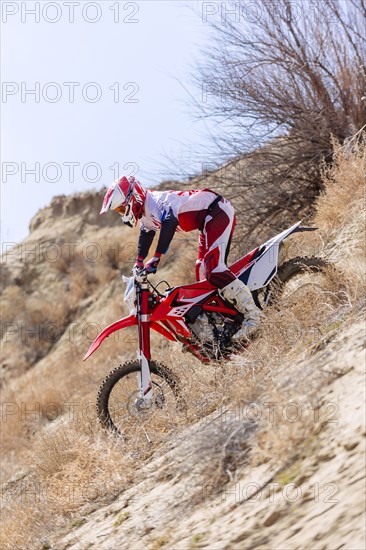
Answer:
[{"left": 315, "top": 137, "right": 366, "bottom": 236}]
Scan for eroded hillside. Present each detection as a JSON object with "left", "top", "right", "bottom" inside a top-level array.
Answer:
[{"left": 1, "top": 139, "right": 365, "bottom": 549}]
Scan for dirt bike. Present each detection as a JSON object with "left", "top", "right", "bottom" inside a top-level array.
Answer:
[{"left": 84, "top": 221, "right": 327, "bottom": 435}]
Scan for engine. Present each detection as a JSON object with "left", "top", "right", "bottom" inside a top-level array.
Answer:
[
  {"left": 185, "top": 308, "right": 243, "bottom": 359},
  {"left": 187, "top": 313, "right": 216, "bottom": 344}
]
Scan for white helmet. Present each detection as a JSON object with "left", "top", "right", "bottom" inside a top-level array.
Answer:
[{"left": 100, "top": 175, "right": 146, "bottom": 227}]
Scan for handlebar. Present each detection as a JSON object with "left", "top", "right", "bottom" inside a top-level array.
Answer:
[
  {"left": 123, "top": 269, "right": 171, "bottom": 301},
  {"left": 132, "top": 268, "right": 148, "bottom": 283}
]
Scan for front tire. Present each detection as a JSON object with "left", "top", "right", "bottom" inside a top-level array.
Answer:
[{"left": 97, "top": 360, "right": 183, "bottom": 437}]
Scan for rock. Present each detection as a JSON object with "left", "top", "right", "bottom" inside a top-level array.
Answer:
[
  {"left": 263, "top": 510, "right": 282, "bottom": 527},
  {"left": 317, "top": 450, "right": 335, "bottom": 461},
  {"left": 231, "top": 531, "right": 251, "bottom": 543},
  {"left": 344, "top": 440, "right": 359, "bottom": 451}
]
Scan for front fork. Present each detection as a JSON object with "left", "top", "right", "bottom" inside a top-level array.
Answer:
[{"left": 136, "top": 281, "right": 153, "bottom": 403}]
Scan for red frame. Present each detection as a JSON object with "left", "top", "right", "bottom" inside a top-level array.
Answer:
[{"left": 84, "top": 246, "right": 258, "bottom": 363}]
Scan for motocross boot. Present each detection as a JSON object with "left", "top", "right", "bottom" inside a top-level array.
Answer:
[{"left": 219, "top": 278, "right": 261, "bottom": 340}]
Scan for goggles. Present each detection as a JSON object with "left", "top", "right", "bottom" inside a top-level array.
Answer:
[{"left": 115, "top": 204, "right": 126, "bottom": 215}]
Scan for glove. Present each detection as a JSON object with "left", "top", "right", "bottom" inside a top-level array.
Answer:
[
  {"left": 132, "top": 256, "right": 144, "bottom": 278},
  {"left": 144, "top": 255, "right": 161, "bottom": 274},
  {"left": 134, "top": 256, "right": 144, "bottom": 270}
]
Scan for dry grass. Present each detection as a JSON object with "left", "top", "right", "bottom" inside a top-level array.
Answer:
[
  {"left": 0, "top": 403, "right": 135, "bottom": 549},
  {"left": 161, "top": 137, "right": 366, "bottom": 503},
  {"left": 285, "top": 136, "right": 366, "bottom": 305},
  {"left": 315, "top": 137, "right": 365, "bottom": 236},
  {"left": 315, "top": 137, "right": 366, "bottom": 303},
  {"left": 0, "top": 285, "right": 26, "bottom": 327},
  {"left": 0, "top": 505, "right": 53, "bottom": 550},
  {"left": 1, "top": 138, "right": 365, "bottom": 548}
]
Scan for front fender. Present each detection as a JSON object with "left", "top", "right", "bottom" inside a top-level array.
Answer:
[{"left": 83, "top": 314, "right": 138, "bottom": 361}]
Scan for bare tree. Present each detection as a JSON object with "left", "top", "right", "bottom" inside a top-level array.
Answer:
[{"left": 190, "top": 0, "right": 366, "bottom": 245}]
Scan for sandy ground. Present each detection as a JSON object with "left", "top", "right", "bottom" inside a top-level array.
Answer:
[{"left": 60, "top": 319, "right": 366, "bottom": 550}]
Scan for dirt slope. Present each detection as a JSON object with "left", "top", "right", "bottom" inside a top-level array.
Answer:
[
  {"left": 0, "top": 139, "right": 365, "bottom": 549},
  {"left": 60, "top": 318, "right": 366, "bottom": 550}
]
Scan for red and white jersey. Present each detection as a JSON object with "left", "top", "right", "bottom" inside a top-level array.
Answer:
[{"left": 140, "top": 189, "right": 218, "bottom": 232}]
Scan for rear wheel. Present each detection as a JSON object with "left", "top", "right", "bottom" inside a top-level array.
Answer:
[
  {"left": 255, "top": 256, "right": 329, "bottom": 308},
  {"left": 97, "top": 360, "right": 184, "bottom": 439}
]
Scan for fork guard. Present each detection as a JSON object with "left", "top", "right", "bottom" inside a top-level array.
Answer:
[
  {"left": 83, "top": 315, "right": 177, "bottom": 361},
  {"left": 83, "top": 314, "right": 138, "bottom": 361}
]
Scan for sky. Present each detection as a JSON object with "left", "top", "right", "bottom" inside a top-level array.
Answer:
[{"left": 1, "top": 0, "right": 217, "bottom": 246}]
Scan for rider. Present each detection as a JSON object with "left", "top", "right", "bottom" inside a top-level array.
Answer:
[{"left": 100, "top": 175, "right": 260, "bottom": 339}]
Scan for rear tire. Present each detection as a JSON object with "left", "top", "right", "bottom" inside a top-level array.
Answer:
[
  {"left": 277, "top": 256, "right": 329, "bottom": 284},
  {"left": 255, "top": 256, "right": 329, "bottom": 307}
]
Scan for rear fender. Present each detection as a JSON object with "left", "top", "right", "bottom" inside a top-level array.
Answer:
[
  {"left": 83, "top": 314, "right": 137, "bottom": 361},
  {"left": 243, "top": 222, "right": 303, "bottom": 291},
  {"left": 263, "top": 221, "right": 302, "bottom": 248}
]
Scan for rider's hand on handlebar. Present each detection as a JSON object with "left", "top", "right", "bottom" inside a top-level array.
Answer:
[
  {"left": 132, "top": 257, "right": 145, "bottom": 279},
  {"left": 145, "top": 255, "right": 160, "bottom": 274},
  {"left": 134, "top": 256, "right": 144, "bottom": 270}
]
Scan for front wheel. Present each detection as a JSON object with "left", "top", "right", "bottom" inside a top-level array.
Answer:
[{"left": 96, "top": 360, "right": 184, "bottom": 439}]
